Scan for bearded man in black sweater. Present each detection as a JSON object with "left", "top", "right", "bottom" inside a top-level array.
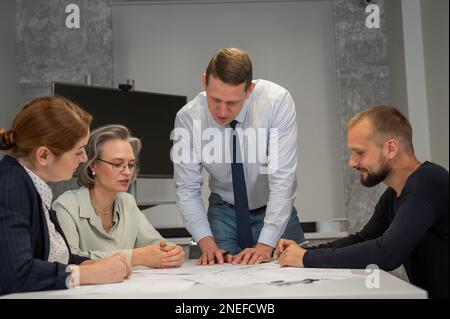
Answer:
[{"left": 276, "top": 105, "right": 448, "bottom": 299}]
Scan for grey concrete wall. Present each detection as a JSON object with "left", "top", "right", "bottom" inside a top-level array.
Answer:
[
  {"left": 16, "top": 0, "right": 114, "bottom": 197},
  {"left": 333, "top": 0, "right": 390, "bottom": 234},
  {"left": 0, "top": 0, "right": 18, "bottom": 160},
  {"left": 16, "top": 0, "right": 113, "bottom": 107}
]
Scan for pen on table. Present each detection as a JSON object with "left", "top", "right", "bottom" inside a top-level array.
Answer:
[
  {"left": 270, "top": 278, "right": 319, "bottom": 286},
  {"left": 299, "top": 240, "right": 309, "bottom": 248},
  {"left": 275, "top": 240, "right": 309, "bottom": 259}
]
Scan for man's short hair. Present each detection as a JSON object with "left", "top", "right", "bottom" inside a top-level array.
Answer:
[
  {"left": 205, "top": 48, "right": 253, "bottom": 91},
  {"left": 347, "top": 105, "right": 414, "bottom": 154}
]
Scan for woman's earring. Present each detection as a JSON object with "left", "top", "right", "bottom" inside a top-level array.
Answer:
[{"left": 92, "top": 170, "right": 96, "bottom": 176}]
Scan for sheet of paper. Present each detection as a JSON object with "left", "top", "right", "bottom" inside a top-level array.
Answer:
[
  {"left": 176, "top": 262, "right": 353, "bottom": 288},
  {"left": 278, "top": 267, "right": 353, "bottom": 280},
  {"left": 49, "top": 261, "right": 354, "bottom": 294}
]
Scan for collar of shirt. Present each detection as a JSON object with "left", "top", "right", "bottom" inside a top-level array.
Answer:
[
  {"left": 19, "top": 161, "right": 53, "bottom": 210},
  {"left": 233, "top": 96, "right": 252, "bottom": 126},
  {"left": 77, "top": 187, "right": 120, "bottom": 233},
  {"left": 234, "top": 79, "right": 259, "bottom": 125}
]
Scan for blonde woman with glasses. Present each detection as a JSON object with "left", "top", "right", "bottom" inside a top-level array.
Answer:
[{"left": 53, "top": 124, "right": 185, "bottom": 269}]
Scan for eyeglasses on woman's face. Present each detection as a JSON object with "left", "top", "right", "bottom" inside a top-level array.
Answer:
[{"left": 96, "top": 158, "right": 139, "bottom": 172}]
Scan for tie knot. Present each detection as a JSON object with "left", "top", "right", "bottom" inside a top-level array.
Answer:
[{"left": 230, "top": 120, "right": 238, "bottom": 130}]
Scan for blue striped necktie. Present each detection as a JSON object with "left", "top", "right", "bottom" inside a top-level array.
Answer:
[{"left": 230, "top": 120, "right": 253, "bottom": 249}]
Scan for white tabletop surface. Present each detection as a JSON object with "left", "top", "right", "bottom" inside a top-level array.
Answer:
[{"left": 1, "top": 260, "right": 427, "bottom": 299}]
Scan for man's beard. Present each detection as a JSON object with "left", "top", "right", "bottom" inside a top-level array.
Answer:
[{"left": 359, "top": 156, "right": 391, "bottom": 187}]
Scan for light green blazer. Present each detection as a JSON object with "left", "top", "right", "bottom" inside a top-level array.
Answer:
[{"left": 53, "top": 187, "right": 165, "bottom": 260}]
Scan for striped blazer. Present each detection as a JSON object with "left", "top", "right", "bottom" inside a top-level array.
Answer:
[{"left": 0, "top": 155, "right": 89, "bottom": 295}]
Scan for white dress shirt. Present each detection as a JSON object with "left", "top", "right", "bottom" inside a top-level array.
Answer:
[{"left": 173, "top": 79, "right": 298, "bottom": 247}]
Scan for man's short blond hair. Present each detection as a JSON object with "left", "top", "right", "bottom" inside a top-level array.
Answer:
[{"left": 347, "top": 105, "right": 414, "bottom": 154}]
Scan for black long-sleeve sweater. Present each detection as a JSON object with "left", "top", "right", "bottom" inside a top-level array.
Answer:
[{"left": 304, "top": 162, "right": 449, "bottom": 299}]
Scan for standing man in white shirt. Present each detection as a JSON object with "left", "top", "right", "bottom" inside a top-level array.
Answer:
[{"left": 172, "top": 48, "right": 305, "bottom": 265}]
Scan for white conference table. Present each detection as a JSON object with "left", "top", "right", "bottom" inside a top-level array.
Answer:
[{"left": 2, "top": 260, "right": 427, "bottom": 299}]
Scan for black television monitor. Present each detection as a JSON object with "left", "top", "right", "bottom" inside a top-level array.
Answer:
[{"left": 52, "top": 82, "right": 186, "bottom": 178}]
